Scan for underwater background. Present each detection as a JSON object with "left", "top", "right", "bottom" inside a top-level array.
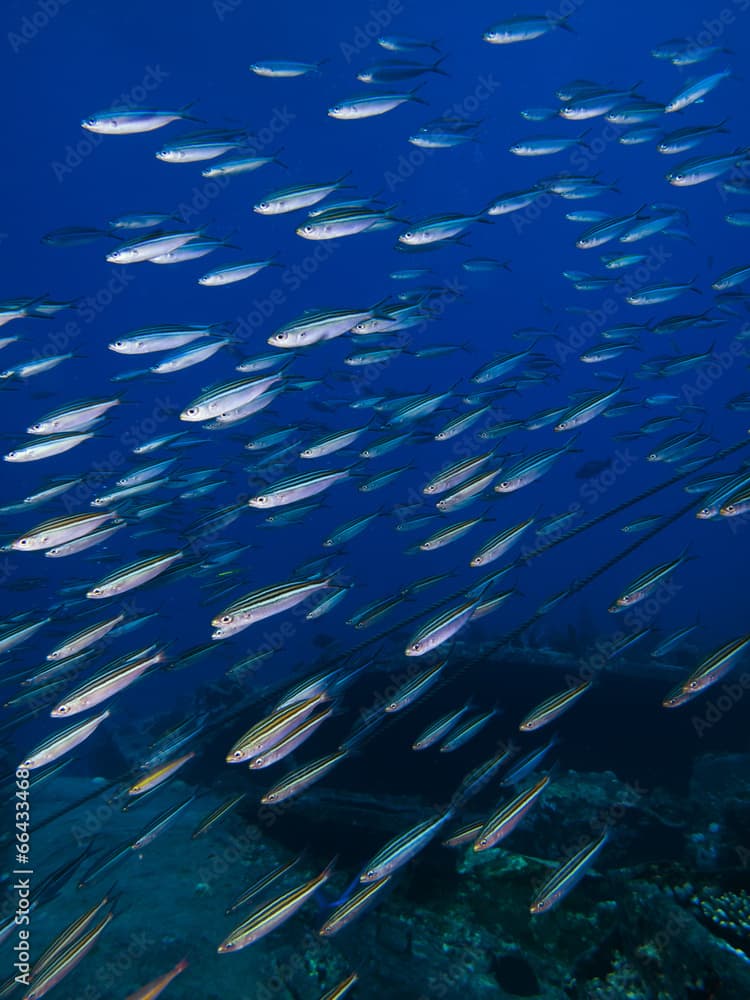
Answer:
[{"left": 2, "top": 0, "right": 750, "bottom": 996}]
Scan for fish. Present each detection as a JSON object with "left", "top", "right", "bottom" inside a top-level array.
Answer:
[
  {"left": 495, "top": 439, "right": 578, "bottom": 493},
  {"left": 510, "top": 134, "right": 589, "bottom": 157},
  {"left": 27, "top": 397, "right": 120, "bottom": 434},
  {"left": 360, "top": 810, "right": 453, "bottom": 882},
  {"left": 218, "top": 859, "right": 336, "bottom": 951},
  {"left": 519, "top": 681, "right": 591, "bottom": 731},
  {"left": 530, "top": 831, "right": 608, "bottom": 913},
  {"left": 128, "top": 751, "right": 196, "bottom": 795},
  {"left": 250, "top": 59, "right": 326, "bottom": 77},
  {"left": 11, "top": 511, "right": 118, "bottom": 551},
  {"left": 554, "top": 386, "right": 623, "bottom": 430},
  {"left": 667, "top": 150, "right": 750, "bottom": 187},
  {"left": 46, "top": 614, "right": 125, "bottom": 661},
  {"left": 651, "top": 623, "right": 699, "bottom": 658},
  {"left": 19, "top": 709, "right": 110, "bottom": 769},
  {"left": 405, "top": 596, "right": 483, "bottom": 656},
  {"left": 261, "top": 748, "right": 348, "bottom": 803},
  {"left": 130, "top": 795, "right": 196, "bottom": 849},
  {"left": 254, "top": 176, "right": 351, "bottom": 214},
  {"left": 609, "top": 549, "right": 689, "bottom": 611},
  {"left": 439, "top": 708, "right": 497, "bottom": 752},
  {"left": 384, "top": 659, "right": 447, "bottom": 711},
  {"left": 680, "top": 634, "right": 750, "bottom": 696},
  {"left": 248, "top": 468, "right": 352, "bottom": 507},
  {"left": 23, "top": 907, "right": 114, "bottom": 999},
  {"left": 81, "top": 105, "right": 201, "bottom": 134},
  {"left": 226, "top": 854, "right": 304, "bottom": 914},
  {"left": 226, "top": 695, "right": 330, "bottom": 762},
  {"left": 665, "top": 68, "right": 731, "bottom": 113},
  {"left": 86, "top": 551, "right": 183, "bottom": 598},
  {"left": 412, "top": 702, "right": 474, "bottom": 750},
  {"left": 199, "top": 259, "right": 278, "bottom": 285},
  {"left": 106, "top": 228, "right": 207, "bottom": 263},
  {"left": 328, "top": 90, "right": 427, "bottom": 120},
  {"left": 319, "top": 972, "right": 359, "bottom": 1000},
  {"left": 180, "top": 373, "right": 282, "bottom": 420},
  {"left": 420, "top": 515, "right": 487, "bottom": 552},
  {"left": 123, "top": 958, "right": 189, "bottom": 1000},
  {"left": 470, "top": 516, "right": 535, "bottom": 567},
  {"left": 473, "top": 776, "right": 550, "bottom": 851},
  {"left": 50, "top": 648, "right": 165, "bottom": 717},
  {"left": 483, "top": 15, "right": 573, "bottom": 44},
  {"left": 319, "top": 877, "right": 393, "bottom": 937}
]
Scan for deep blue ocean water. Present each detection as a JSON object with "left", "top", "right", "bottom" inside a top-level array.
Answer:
[{"left": 2, "top": 1, "right": 750, "bottom": 997}]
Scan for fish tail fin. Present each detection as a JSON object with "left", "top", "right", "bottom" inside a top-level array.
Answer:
[
  {"left": 179, "top": 100, "right": 205, "bottom": 123},
  {"left": 432, "top": 54, "right": 450, "bottom": 76},
  {"left": 272, "top": 148, "right": 289, "bottom": 169},
  {"left": 320, "top": 856, "right": 338, "bottom": 881},
  {"left": 409, "top": 84, "right": 430, "bottom": 105}
]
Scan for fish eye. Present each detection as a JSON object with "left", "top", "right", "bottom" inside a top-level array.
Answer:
[
  {"left": 725, "top": 505, "right": 735, "bottom": 514},
  {"left": 56, "top": 705, "right": 68, "bottom": 714},
  {"left": 412, "top": 641, "right": 422, "bottom": 651},
  {"left": 18, "top": 538, "right": 29, "bottom": 546},
  {"left": 479, "top": 838, "right": 488, "bottom": 847},
  {"left": 259, "top": 202, "right": 268, "bottom": 210},
  {"left": 405, "top": 232, "right": 414, "bottom": 239},
  {"left": 500, "top": 482, "right": 509, "bottom": 489},
  {"left": 186, "top": 407, "right": 198, "bottom": 417},
  {"left": 253, "top": 756, "right": 265, "bottom": 767},
  {"left": 221, "top": 615, "right": 233, "bottom": 625},
  {"left": 85, "top": 118, "right": 95, "bottom": 126},
  {"left": 303, "top": 226, "right": 313, "bottom": 234},
  {"left": 91, "top": 587, "right": 102, "bottom": 596},
  {"left": 231, "top": 749, "right": 243, "bottom": 759},
  {"left": 255, "top": 496, "right": 266, "bottom": 504},
  {"left": 366, "top": 869, "right": 376, "bottom": 879}
]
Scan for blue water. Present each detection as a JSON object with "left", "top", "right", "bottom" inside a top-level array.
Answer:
[{"left": 2, "top": 0, "right": 750, "bottom": 997}]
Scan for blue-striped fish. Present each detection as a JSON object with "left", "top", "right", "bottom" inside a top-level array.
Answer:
[
  {"left": 473, "top": 776, "right": 550, "bottom": 852},
  {"left": 530, "top": 830, "right": 608, "bottom": 914},
  {"left": 218, "top": 859, "right": 336, "bottom": 951}
]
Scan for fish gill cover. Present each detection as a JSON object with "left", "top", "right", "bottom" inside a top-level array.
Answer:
[{"left": 1, "top": 0, "right": 750, "bottom": 997}]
